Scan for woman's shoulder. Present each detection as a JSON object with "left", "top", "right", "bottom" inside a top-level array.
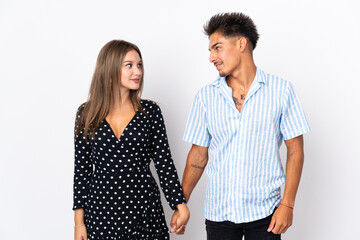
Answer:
[
  {"left": 140, "top": 99, "right": 164, "bottom": 119},
  {"left": 140, "top": 99, "right": 160, "bottom": 110},
  {"left": 76, "top": 102, "right": 87, "bottom": 116}
]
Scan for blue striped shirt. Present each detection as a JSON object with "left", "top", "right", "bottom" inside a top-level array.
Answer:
[{"left": 183, "top": 67, "right": 310, "bottom": 223}]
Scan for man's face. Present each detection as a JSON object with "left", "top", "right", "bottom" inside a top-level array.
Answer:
[{"left": 208, "top": 32, "right": 241, "bottom": 77}]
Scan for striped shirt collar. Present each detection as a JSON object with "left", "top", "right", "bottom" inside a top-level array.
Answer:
[
  {"left": 210, "top": 67, "right": 267, "bottom": 113},
  {"left": 210, "top": 67, "right": 267, "bottom": 88}
]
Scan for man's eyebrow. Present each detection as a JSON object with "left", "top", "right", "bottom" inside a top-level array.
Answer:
[{"left": 208, "top": 42, "right": 221, "bottom": 51}]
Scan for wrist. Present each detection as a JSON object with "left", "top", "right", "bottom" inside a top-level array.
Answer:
[
  {"left": 280, "top": 203, "right": 294, "bottom": 210},
  {"left": 176, "top": 203, "right": 189, "bottom": 212},
  {"left": 74, "top": 221, "right": 85, "bottom": 226},
  {"left": 183, "top": 192, "right": 190, "bottom": 203},
  {"left": 280, "top": 197, "right": 295, "bottom": 207},
  {"left": 74, "top": 223, "right": 86, "bottom": 229}
]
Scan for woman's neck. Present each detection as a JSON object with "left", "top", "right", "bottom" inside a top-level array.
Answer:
[{"left": 112, "top": 88, "right": 132, "bottom": 111}]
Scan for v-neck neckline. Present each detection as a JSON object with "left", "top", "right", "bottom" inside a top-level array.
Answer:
[{"left": 104, "top": 111, "right": 137, "bottom": 141}]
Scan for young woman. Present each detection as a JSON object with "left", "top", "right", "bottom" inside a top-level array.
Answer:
[{"left": 73, "top": 40, "right": 189, "bottom": 240}]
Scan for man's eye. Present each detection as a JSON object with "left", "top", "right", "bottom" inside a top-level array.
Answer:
[{"left": 216, "top": 46, "right": 220, "bottom": 50}]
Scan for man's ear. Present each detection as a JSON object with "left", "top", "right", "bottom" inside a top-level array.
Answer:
[{"left": 237, "top": 36, "right": 248, "bottom": 52}]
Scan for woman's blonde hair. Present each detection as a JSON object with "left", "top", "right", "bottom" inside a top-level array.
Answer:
[{"left": 75, "top": 40, "right": 144, "bottom": 138}]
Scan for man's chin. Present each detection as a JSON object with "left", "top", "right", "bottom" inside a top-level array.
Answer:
[{"left": 219, "top": 71, "right": 227, "bottom": 77}]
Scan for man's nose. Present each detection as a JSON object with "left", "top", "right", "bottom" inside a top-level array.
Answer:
[{"left": 209, "top": 52, "right": 216, "bottom": 63}]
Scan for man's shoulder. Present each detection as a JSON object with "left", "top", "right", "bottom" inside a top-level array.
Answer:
[
  {"left": 195, "top": 77, "right": 222, "bottom": 97},
  {"left": 258, "top": 68, "right": 290, "bottom": 89}
]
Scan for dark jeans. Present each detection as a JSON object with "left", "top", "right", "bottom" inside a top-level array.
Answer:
[{"left": 206, "top": 211, "right": 281, "bottom": 240}]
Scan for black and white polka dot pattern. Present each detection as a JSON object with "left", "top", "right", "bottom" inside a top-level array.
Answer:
[{"left": 73, "top": 100, "right": 186, "bottom": 239}]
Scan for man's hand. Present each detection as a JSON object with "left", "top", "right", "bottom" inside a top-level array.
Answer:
[{"left": 267, "top": 205, "right": 293, "bottom": 234}]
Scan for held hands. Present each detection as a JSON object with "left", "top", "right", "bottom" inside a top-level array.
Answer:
[
  {"left": 74, "top": 225, "right": 87, "bottom": 240},
  {"left": 169, "top": 203, "right": 190, "bottom": 235},
  {"left": 267, "top": 204, "right": 293, "bottom": 234}
]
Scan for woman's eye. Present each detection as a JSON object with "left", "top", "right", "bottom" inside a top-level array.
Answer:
[
  {"left": 137, "top": 63, "right": 142, "bottom": 68},
  {"left": 126, "top": 64, "right": 132, "bottom": 67}
]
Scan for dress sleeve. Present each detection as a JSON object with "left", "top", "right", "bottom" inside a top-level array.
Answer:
[
  {"left": 149, "top": 103, "right": 186, "bottom": 210},
  {"left": 72, "top": 107, "right": 93, "bottom": 210}
]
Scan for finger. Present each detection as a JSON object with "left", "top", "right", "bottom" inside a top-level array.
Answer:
[
  {"left": 176, "top": 216, "right": 188, "bottom": 230},
  {"left": 176, "top": 225, "right": 184, "bottom": 233},
  {"left": 170, "top": 212, "right": 178, "bottom": 227},
  {"left": 169, "top": 225, "right": 177, "bottom": 233},
  {"left": 169, "top": 212, "right": 179, "bottom": 233},
  {"left": 177, "top": 229, "right": 185, "bottom": 235},
  {"left": 281, "top": 226, "right": 289, "bottom": 234},
  {"left": 176, "top": 225, "right": 186, "bottom": 235},
  {"left": 282, "top": 223, "right": 291, "bottom": 233},
  {"left": 169, "top": 222, "right": 177, "bottom": 233},
  {"left": 267, "top": 216, "right": 276, "bottom": 232},
  {"left": 170, "top": 211, "right": 179, "bottom": 225},
  {"left": 272, "top": 223, "right": 282, "bottom": 235}
]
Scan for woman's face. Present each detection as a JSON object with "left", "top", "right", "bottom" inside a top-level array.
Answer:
[{"left": 120, "top": 50, "right": 142, "bottom": 90}]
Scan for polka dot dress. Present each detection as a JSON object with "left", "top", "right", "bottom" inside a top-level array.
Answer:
[{"left": 73, "top": 100, "right": 186, "bottom": 239}]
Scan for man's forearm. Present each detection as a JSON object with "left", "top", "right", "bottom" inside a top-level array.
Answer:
[
  {"left": 282, "top": 135, "right": 304, "bottom": 206},
  {"left": 182, "top": 145, "right": 209, "bottom": 202}
]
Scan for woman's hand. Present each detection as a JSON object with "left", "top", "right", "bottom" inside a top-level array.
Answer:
[
  {"left": 74, "top": 225, "right": 87, "bottom": 240},
  {"left": 74, "top": 208, "right": 87, "bottom": 240},
  {"left": 169, "top": 203, "right": 190, "bottom": 235}
]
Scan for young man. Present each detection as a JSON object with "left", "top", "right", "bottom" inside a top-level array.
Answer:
[{"left": 170, "top": 12, "right": 310, "bottom": 239}]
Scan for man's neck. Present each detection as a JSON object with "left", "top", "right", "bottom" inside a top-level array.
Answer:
[{"left": 226, "top": 61, "right": 256, "bottom": 91}]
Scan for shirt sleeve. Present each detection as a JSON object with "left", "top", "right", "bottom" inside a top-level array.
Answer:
[
  {"left": 149, "top": 103, "right": 186, "bottom": 210},
  {"left": 72, "top": 107, "right": 93, "bottom": 210},
  {"left": 280, "top": 82, "right": 311, "bottom": 140},
  {"left": 183, "top": 92, "right": 211, "bottom": 147}
]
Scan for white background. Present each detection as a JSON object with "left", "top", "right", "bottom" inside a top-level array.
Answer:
[{"left": 0, "top": 0, "right": 359, "bottom": 239}]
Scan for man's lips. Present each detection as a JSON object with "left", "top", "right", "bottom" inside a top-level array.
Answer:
[{"left": 214, "top": 63, "right": 222, "bottom": 70}]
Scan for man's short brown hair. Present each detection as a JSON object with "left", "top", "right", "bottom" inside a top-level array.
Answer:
[{"left": 204, "top": 12, "right": 260, "bottom": 50}]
